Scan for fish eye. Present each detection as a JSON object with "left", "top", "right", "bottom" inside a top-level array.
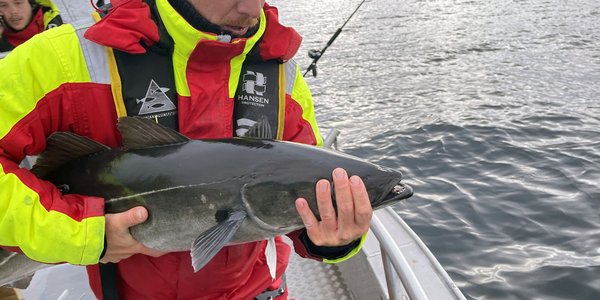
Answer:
[{"left": 215, "top": 209, "right": 229, "bottom": 223}]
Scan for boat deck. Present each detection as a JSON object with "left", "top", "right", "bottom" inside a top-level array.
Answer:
[
  {"left": 286, "top": 239, "right": 354, "bottom": 299},
  {"left": 21, "top": 241, "right": 355, "bottom": 300}
]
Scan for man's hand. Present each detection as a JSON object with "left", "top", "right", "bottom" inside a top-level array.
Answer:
[
  {"left": 100, "top": 206, "right": 166, "bottom": 263},
  {"left": 295, "top": 168, "right": 373, "bottom": 247}
]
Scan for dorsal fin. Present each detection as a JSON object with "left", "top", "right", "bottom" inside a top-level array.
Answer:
[
  {"left": 117, "top": 117, "right": 189, "bottom": 149},
  {"left": 243, "top": 116, "right": 273, "bottom": 140},
  {"left": 30, "top": 132, "right": 110, "bottom": 178}
]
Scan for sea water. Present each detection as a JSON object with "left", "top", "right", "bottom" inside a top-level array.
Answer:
[{"left": 272, "top": 0, "right": 600, "bottom": 298}]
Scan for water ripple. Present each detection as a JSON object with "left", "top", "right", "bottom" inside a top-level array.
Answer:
[{"left": 272, "top": 0, "right": 600, "bottom": 298}]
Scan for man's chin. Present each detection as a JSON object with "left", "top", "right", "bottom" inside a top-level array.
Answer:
[{"left": 8, "top": 21, "right": 26, "bottom": 31}]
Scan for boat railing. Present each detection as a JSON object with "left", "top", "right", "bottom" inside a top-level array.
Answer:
[
  {"left": 322, "top": 129, "right": 465, "bottom": 300},
  {"left": 322, "top": 128, "right": 340, "bottom": 149},
  {"left": 372, "top": 208, "right": 428, "bottom": 299},
  {"left": 371, "top": 208, "right": 466, "bottom": 300}
]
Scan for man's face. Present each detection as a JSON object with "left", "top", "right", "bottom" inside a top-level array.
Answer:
[
  {"left": 0, "top": 0, "right": 33, "bottom": 31},
  {"left": 186, "top": 0, "right": 265, "bottom": 37}
]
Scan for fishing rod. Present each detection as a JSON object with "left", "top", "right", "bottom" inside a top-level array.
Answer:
[{"left": 303, "top": 0, "right": 369, "bottom": 77}]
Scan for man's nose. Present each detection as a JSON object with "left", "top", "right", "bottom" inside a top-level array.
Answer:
[
  {"left": 237, "top": 0, "right": 263, "bottom": 19},
  {"left": 7, "top": 7, "right": 19, "bottom": 16}
]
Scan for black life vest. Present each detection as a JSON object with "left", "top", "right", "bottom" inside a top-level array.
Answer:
[{"left": 95, "top": 0, "right": 284, "bottom": 138}]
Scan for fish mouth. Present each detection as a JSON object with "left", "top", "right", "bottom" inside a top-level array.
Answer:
[{"left": 376, "top": 181, "right": 413, "bottom": 208}]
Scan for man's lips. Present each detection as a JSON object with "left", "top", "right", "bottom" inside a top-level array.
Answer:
[
  {"left": 9, "top": 18, "right": 23, "bottom": 24},
  {"left": 221, "top": 25, "right": 249, "bottom": 37}
]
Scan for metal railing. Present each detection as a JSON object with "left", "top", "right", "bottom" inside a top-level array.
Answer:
[
  {"left": 323, "top": 129, "right": 465, "bottom": 300},
  {"left": 371, "top": 209, "right": 428, "bottom": 300},
  {"left": 370, "top": 209, "right": 466, "bottom": 300}
]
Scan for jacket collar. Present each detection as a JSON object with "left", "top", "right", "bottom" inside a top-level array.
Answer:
[
  {"left": 85, "top": 0, "right": 301, "bottom": 62},
  {"left": 155, "top": 0, "right": 265, "bottom": 61}
]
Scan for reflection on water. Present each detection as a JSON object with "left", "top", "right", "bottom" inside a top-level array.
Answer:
[
  {"left": 470, "top": 245, "right": 600, "bottom": 282},
  {"left": 272, "top": 0, "right": 600, "bottom": 298}
]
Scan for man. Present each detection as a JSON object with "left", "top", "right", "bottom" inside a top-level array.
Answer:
[
  {"left": 0, "top": 0, "right": 372, "bottom": 299},
  {"left": 0, "top": 0, "right": 62, "bottom": 51}
]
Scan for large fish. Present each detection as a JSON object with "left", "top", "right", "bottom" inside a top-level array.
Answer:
[{"left": 1, "top": 117, "right": 412, "bottom": 286}]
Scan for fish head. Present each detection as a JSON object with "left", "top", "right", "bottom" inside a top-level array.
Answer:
[
  {"left": 240, "top": 165, "right": 413, "bottom": 234},
  {"left": 360, "top": 166, "right": 413, "bottom": 210}
]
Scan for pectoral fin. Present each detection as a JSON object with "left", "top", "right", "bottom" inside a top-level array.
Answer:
[{"left": 190, "top": 211, "right": 247, "bottom": 272}]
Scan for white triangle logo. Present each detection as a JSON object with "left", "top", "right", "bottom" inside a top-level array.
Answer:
[{"left": 136, "top": 79, "right": 176, "bottom": 115}]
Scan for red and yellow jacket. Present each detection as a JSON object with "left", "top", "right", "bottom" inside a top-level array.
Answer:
[{"left": 0, "top": 0, "right": 365, "bottom": 298}]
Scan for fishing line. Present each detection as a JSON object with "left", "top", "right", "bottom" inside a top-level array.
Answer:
[{"left": 303, "top": 0, "right": 369, "bottom": 77}]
